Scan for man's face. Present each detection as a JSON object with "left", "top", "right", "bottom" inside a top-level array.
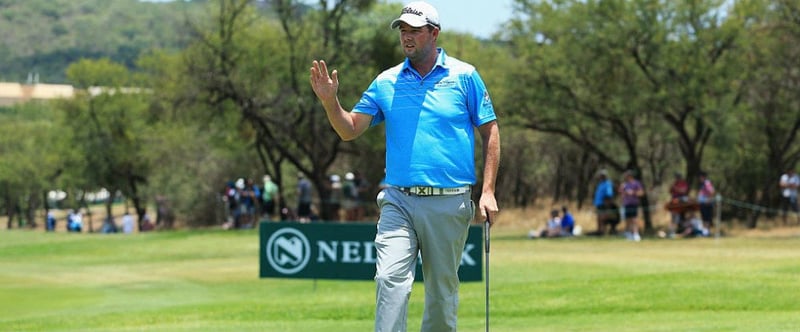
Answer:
[{"left": 398, "top": 22, "right": 438, "bottom": 62}]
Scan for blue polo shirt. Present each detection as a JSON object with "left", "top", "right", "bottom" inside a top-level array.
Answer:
[
  {"left": 593, "top": 179, "right": 614, "bottom": 207},
  {"left": 352, "top": 48, "right": 496, "bottom": 188}
]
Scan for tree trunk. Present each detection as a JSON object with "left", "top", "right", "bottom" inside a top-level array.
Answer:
[
  {"left": 5, "top": 194, "right": 14, "bottom": 230},
  {"left": 25, "top": 192, "right": 38, "bottom": 228},
  {"left": 641, "top": 194, "right": 654, "bottom": 233}
]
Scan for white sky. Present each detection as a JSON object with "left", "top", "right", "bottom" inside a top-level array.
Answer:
[{"left": 391, "top": 0, "right": 515, "bottom": 38}]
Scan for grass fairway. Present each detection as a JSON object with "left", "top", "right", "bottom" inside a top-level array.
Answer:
[{"left": 1, "top": 227, "right": 799, "bottom": 331}]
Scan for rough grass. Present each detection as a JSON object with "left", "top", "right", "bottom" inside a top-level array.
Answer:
[{"left": 1, "top": 215, "right": 800, "bottom": 331}]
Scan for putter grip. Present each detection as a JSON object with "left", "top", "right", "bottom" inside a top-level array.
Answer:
[{"left": 484, "top": 208, "right": 490, "bottom": 253}]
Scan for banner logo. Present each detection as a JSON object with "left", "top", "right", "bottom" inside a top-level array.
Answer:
[
  {"left": 260, "top": 223, "right": 482, "bottom": 281},
  {"left": 266, "top": 227, "right": 310, "bottom": 274}
]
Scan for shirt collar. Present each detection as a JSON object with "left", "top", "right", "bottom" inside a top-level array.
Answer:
[{"left": 402, "top": 48, "right": 448, "bottom": 75}]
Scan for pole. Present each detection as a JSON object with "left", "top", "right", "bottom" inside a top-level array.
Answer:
[
  {"left": 484, "top": 209, "right": 491, "bottom": 332},
  {"left": 715, "top": 194, "right": 722, "bottom": 239}
]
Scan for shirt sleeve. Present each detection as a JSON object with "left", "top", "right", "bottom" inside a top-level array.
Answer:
[
  {"left": 465, "top": 70, "right": 496, "bottom": 127},
  {"left": 352, "top": 79, "right": 384, "bottom": 126}
]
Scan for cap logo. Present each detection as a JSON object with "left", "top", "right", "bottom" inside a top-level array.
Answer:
[{"left": 402, "top": 7, "right": 424, "bottom": 17}]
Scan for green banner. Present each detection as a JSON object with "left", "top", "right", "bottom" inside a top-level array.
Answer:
[{"left": 259, "top": 222, "right": 483, "bottom": 282}]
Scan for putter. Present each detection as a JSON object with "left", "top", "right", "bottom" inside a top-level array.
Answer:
[{"left": 484, "top": 208, "right": 491, "bottom": 332}]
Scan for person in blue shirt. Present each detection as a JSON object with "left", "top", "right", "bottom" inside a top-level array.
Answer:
[
  {"left": 45, "top": 211, "right": 57, "bottom": 232},
  {"left": 309, "top": 2, "right": 500, "bottom": 331},
  {"left": 591, "top": 169, "right": 615, "bottom": 236},
  {"left": 560, "top": 206, "right": 575, "bottom": 236}
]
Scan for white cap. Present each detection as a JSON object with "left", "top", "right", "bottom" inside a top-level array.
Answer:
[
  {"left": 345, "top": 172, "right": 355, "bottom": 181},
  {"left": 330, "top": 174, "right": 341, "bottom": 182},
  {"left": 390, "top": 1, "right": 440, "bottom": 30}
]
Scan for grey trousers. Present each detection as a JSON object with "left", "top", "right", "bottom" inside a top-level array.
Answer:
[{"left": 374, "top": 187, "right": 474, "bottom": 332}]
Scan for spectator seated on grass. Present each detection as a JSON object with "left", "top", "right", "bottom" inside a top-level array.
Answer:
[
  {"left": 529, "top": 209, "right": 576, "bottom": 239},
  {"left": 677, "top": 211, "right": 710, "bottom": 238}
]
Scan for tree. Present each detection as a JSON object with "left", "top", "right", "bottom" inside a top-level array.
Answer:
[
  {"left": 731, "top": 0, "right": 800, "bottom": 227},
  {"left": 504, "top": 0, "right": 664, "bottom": 230},
  {"left": 60, "top": 58, "right": 153, "bottom": 231},
  {"left": 177, "top": 0, "right": 395, "bottom": 221},
  {"left": 625, "top": 0, "right": 745, "bottom": 186},
  {"left": 504, "top": 0, "right": 746, "bottom": 230},
  {"left": 0, "top": 103, "right": 65, "bottom": 229}
]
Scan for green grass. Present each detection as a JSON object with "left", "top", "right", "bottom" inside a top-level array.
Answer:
[{"left": 1, "top": 228, "right": 800, "bottom": 331}]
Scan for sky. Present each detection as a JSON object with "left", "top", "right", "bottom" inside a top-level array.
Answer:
[
  {"left": 139, "top": 0, "right": 516, "bottom": 39},
  {"left": 392, "top": 0, "right": 515, "bottom": 38}
]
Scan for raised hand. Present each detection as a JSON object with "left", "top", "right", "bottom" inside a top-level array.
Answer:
[{"left": 309, "top": 60, "right": 339, "bottom": 104}]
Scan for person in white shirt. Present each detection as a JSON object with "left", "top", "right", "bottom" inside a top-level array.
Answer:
[
  {"left": 779, "top": 168, "right": 799, "bottom": 224},
  {"left": 122, "top": 212, "right": 135, "bottom": 234}
]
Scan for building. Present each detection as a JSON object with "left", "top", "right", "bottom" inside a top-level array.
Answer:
[{"left": 0, "top": 82, "right": 75, "bottom": 107}]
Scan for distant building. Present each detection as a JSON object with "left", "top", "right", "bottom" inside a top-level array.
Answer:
[
  {"left": 0, "top": 82, "right": 149, "bottom": 107},
  {"left": 0, "top": 82, "right": 75, "bottom": 106}
]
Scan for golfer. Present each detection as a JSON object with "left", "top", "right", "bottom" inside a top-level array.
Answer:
[{"left": 309, "top": 1, "right": 500, "bottom": 331}]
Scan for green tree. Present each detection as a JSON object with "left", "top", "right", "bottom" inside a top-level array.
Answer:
[
  {"left": 60, "top": 58, "right": 153, "bottom": 231},
  {"left": 136, "top": 49, "right": 254, "bottom": 227},
  {"left": 176, "top": 0, "right": 397, "bottom": 221},
  {"left": 505, "top": 0, "right": 662, "bottom": 229},
  {"left": 504, "top": 0, "right": 746, "bottom": 230},
  {"left": 0, "top": 103, "right": 64, "bottom": 229},
  {"left": 730, "top": 0, "right": 800, "bottom": 227},
  {"left": 624, "top": 0, "right": 745, "bottom": 186}
]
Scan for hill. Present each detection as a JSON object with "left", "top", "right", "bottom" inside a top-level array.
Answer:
[{"left": 0, "top": 0, "right": 203, "bottom": 83}]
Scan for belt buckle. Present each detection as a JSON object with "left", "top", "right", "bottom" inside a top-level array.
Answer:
[{"left": 415, "top": 186, "right": 434, "bottom": 196}]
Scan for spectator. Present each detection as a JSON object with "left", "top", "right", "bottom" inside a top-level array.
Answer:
[
  {"left": 262, "top": 175, "right": 279, "bottom": 220},
  {"left": 324, "top": 174, "right": 343, "bottom": 222},
  {"left": 528, "top": 209, "right": 562, "bottom": 238},
  {"left": 667, "top": 172, "right": 691, "bottom": 238},
  {"left": 122, "top": 212, "right": 135, "bottom": 234},
  {"left": 678, "top": 211, "right": 710, "bottom": 238},
  {"left": 67, "top": 209, "right": 83, "bottom": 233},
  {"left": 239, "top": 178, "right": 258, "bottom": 228},
  {"left": 560, "top": 206, "right": 577, "bottom": 236},
  {"left": 100, "top": 216, "right": 118, "bottom": 234},
  {"left": 619, "top": 170, "right": 644, "bottom": 241},
  {"left": 779, "top": 168, "right": 799, "bottom": 225},
  {"left": 296, "top": 172, "right": 313, "bottom": 223},
  {"left": 353, "top": 171, "right": 370, "bottom": 220},
  {"left": 545, "top": 209, "right": 562, "bottom": 237},
  {"left": 279, "top": 198, "right": 295, "bottom": 221},
  {"left": 232, "top": 178, "right": 248, "bottom": 228},
  {"left": 697, "top": 171, "right": 716, "bottom": 230},
  {"left": 598, "top": 196, "right": 621, "bottom": 235},
  {"left": 591, "top": 169, "right": 614, "bottom": 235},
  {"left": 141, "top": 213, "right": 155, "bottom": 232},
  {"left": 222, "top": 181, "right": 239, "bottom": 228},
  {"left": 45, "top": 211, "right": 56, "bottom": 232},
  {"left": 670, "top": 172, "right": 690, "bottom": 201},
  {"left": 342, "top": 172, "right": 359, "bottom": 221}
]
